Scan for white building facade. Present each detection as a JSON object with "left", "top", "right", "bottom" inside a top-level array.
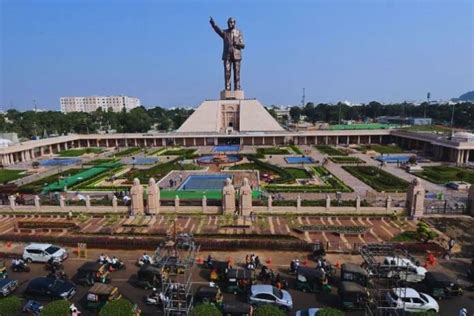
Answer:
[{"left": 60, "top": 95, "right": 141, "bottom": 113}]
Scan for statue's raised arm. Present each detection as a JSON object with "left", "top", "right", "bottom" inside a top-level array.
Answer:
[{"left": 209, "top": 16, "right": 224, "bottom": 38}]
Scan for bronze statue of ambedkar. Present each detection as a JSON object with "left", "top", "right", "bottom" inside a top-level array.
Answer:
[{"left": 210, "top": 17, "right": 245, "bottom": 91}]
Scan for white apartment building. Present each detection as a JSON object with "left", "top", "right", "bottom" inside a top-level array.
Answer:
[{"left": 60, "top": 95, "right": 141, "bottom": 113}]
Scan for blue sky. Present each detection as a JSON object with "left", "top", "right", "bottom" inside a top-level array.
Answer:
[{"left": 1, "top": 0, "right": 473, "bottom": 110}]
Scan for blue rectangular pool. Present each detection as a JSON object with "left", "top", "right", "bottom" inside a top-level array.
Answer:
[
  {"left": 178, "top": 174, "right": 231, "bottom": 191},
  {"left": 285, "top": 156, "right": 315, "bottom": 164},
  {"left": 213, "top": 145, "right": 240, "bottom": 152},
  {"left": 375, "top": 155, "right": 412, "bottom": 163}
]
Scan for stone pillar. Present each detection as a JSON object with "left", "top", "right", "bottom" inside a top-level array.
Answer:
[
  {"left": 357, "top": 136, "right": 360, "bottom": 144},
  {"left": 174, "top": 195, "right": 180, "bottom": 212},
  {"left": 296, "top": 195, "right": 302, "bottom": 211},
  {"left": 9, "top": 195, "right": 16, "bottom": 210},
  {"left": 112, "top": 196, "right": 118, "bottom": 212},
  {"left": 34, "top": 195, "right": 41, "bottom": 212},
  {"left": 356, "top": 195, "right": 361, "bottom": 212},
  {"left": 468, "top": 185, "right": 474, "bottom": 216},
  {"left": 64, "top": 142, "right": 68, "bottom": 150},
  {"left": 85, "top": 195, "right": 91, "bottom": 211},
  {"left": 40, "top": 146, "right": 44, "bottom": 156},
  {"left": 239, "top": 178, "right": 253, "bottom": 216},
  {"left": 267, "top": 195, "right": 273, "bottom": 212},
  {"left": 106, "top": 139, "right": 109, "bottom": 147},
  {"left": 386, "top": 196, "right": 392, "bottom": 212},
  {"left": 130, "top": 178, "right": 145, "bottom": 216},
  {"left": 368, "top": 135, "right": 372, "bottom": 145},
  {"left": 202, "top": 195, "right": 207, "bottom": 212},
  {"left": 406, "top": 178, "right": 425, "bottom": 219},
  {"left": 325, "top": 195, "right": 331, "bottom": 211},
  {"left": 59, "top": 195, "right": 66, "bottom": 210},
  {"left": 48, "top": 145, "right": 53, "bottom": 154},
  {"left": 147, "top": 177, "right": 160, "bottom": 215},
  {"left": 465, "top": 150, "right": 470, "bottom": 164},
  {"left": 222, "top": 178, "right": 236, "bottom": 215}
]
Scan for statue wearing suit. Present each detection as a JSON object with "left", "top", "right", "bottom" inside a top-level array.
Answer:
[{"left": 210, "top": 17, "right": 245, "bottom": 91}]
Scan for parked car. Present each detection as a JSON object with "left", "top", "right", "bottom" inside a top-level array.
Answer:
[
  {"left": 385, "top": 287, "right": 439, "bottom": 313},
  {"left": 295, "top": 308, "right": 321, "bottom": 316},
  {"left": 23, "top": 243, "right": 68, "bottom": 263},
  {"left": 0, "top": 278, "right": 18, "bottom": 296},
  {"left": 341, "top": 263, "right": 371, "bottom": 287},
  {"left": 24, "top": 277, "right": 76, "bottom": 300},
  {"left": 248, "top": 284, "right": 293, "bottom": 311}
]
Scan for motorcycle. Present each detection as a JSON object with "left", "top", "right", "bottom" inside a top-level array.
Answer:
[
  {"left": 107, "top": 259, "right": 126, "bottom": 271},
  {"left": 145, "top": 292, "right": 165, "bottom": 307},
  {"left": 11, "top": 261, "right": 31, "bottom": 272},
  {"left": 47, "top": 270, "right": 69, "bottom": 281},
  {"left": 137, "top": 257, "right": 154, "bottom": 267},
  {"left": 45, "top": 259, "right": 63, "bottom": 272}
]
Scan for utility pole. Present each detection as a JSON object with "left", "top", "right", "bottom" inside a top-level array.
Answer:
[
  {"left": 425, "top": 92, "right": 430, "bottom": 118},
  {"left": 301, "top": 88, "right": 305, "bottom": 107},
  {"left": 450, "top": 102, "right": 455, "bottom": 136}
]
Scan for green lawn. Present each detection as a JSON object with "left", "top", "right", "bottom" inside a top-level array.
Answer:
[
  {"left": 256, "top": 147, "right": 291, "bottom": 155},
  {"left": 19, "top": 169, "right": 84, "bottom": 193},
  {"left": 284, "top": 168, "right": 311, "bottom": 179},
  {"left": 58, "top": 147, "right": 103, "bottom": 157},
  {"left": 114, "top": 147, "right": 141, "bottom": 157},
  {"left": 0, "top": 169, "right": 26, "bottom": 184},
  {"left": 343, "top": 165, "right": 409, "bottom": 192},
  {"left": 315, "top": 145, "right": 348, "bottom": 156},
  {"left": 83, "top": 158, "right": 118, "bottom": 165},
  {"left": 415, "top": 165, "right": 474, "bottom": 184},
  {"left": 329, "top": 156, "right": 365, "bottom": 164},
  {"left": 402, "top": 125, "right": 451, "bottom": 134},
  {"left": 127, "top": 159, "right": 201, "bottom": 183},
  {"left": 357, "top": 144, "right": 404, "bottom": 154},
  {"left": 289, "top": 145, "right": 303, "bottom": 155},
  {"left": 158, "top": 148, "right": 196, "bottom": 158}
]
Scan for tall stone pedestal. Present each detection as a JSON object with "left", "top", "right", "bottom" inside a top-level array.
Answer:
[
  {"left": 220, "top": 90, "right": 245, "bottom": 100},
  {"left": 406, "top": 178, "right": 425, "bottom": 218}
]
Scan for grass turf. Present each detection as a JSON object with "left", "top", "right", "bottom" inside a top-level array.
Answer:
[
  {"left": 256, "top": 147, "right": 291, "bottom": 155},
  {"left": 0, "top": 169, "right": 26, "bottom": 183},
  {"left": 329, "top": 156, "right": 365, "bottom": 164},
  {"left": 415, "top": 165, "right": 474, "bottom": 184},
  {"left": 357, "top": 144, "right": 404, "bottom": 154},
  {"left": 58, "top": 148, "right": 103, "bottom": 157},
  {"left": 284, "top": 168, "right": 311, "bottom": 179},
  {"left": 343, "top": 165, "right": 409, "bottom": 192},
  {"left": 315, "top": 145, "right": 348, "bottom": 156}
]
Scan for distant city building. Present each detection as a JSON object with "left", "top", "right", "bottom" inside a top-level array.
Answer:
[
  {"left": 376, "top": 116, "right": 432, "bottom": 126},
  {"left": 271, "top": 106, "right": 291, "bottom": 120},
  {"left": 60, "top": 95, "right": 140, "bottom": 113}
]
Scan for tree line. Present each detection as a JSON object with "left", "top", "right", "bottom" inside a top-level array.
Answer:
[
  {"left": 0, "top": 101, "right": 472, "bottom": 140},
  {"left": 281, "top": 101, "right": 474, "bottom": 129}
]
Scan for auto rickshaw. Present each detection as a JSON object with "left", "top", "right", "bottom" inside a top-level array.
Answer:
[
  {"left": 423, "top": 271, "right": 463, "bottom": 299},
  {"left": 194, "top": 284, "right": 224, "bottom": 307},
  {"left": 295, "top": 267, "right": 331, "bottom": 293},
  {"left": 341, "top": 263, "right": 371, "bottom": 287},
  {"left": 222, "top": 301, "right": 253, "bottom": 316},
  {"left": 159, "top": 256, "right": 186, "bottom": 274},
  {"left": 75, "top": 261, "right": 110, "bottom": 286},
  {"left": 226, "top": 268, "right": 253, "bottom": 294},
  {"left": 338, "top": 281, "right": 372, "bottom": 311},
  {"left": 209, "top": 260, "right": 231, "bottom": 282},
  {"left": 0, "top": 261, "right": 7, "bottom": 279},
  {"left": 136, "top": 264, "right": 164, "bottom": 289},
  {"left": 86, "top": 283, "right": 121, "bottom": 310}
]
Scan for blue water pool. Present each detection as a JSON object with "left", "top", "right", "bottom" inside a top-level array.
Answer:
[
  {"left": 197, "top": 155, "right": 241, "bottom": 164},
  {"left": 213, "top": 145, "right": 240, "bottom": 152},
  {"left": 285, "top": 156, "right": 315, "bottom": 164},
  {"left": 39, "top": 158, "right": 81, "bottom": 166},
  {"left": 127, "top": 157, "right": 159, "bottom": 165},
  {"left": 375, "top": 155, "right": 413, "bottom": 163},
  {"left": 178, "top": 174, "right": 231, "bottom": 191}
]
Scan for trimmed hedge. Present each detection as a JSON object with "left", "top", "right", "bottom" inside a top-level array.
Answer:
[
  {"left": 342, "top": 166, "right": 409, "bottom": 192},
  {"left": 190, "top": 303, "right": 222, "bottom": 316},
  {"left": 0, "top": 296, "right": 22, "bottom": 316},
  {"left": 315, "top": 145, "right": 348, "bottom": 156},
  {"left": 99, "top": 298, "right": 135, "bottom": 316},
  {"left": 254, "top": 305, "right": 286, "bottom": 316},
  {"left": 41, "top": 300, "right": 71, "bottom": 316}
]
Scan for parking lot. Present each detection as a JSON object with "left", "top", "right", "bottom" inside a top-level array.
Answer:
[{"left": 2, "top": 244, "right": 474, "bottom": 315}]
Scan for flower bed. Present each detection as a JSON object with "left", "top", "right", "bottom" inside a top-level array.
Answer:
[
  {"left": 315, "top": 145, "right": 348, "bottom": 156},
  {"left": 17, "top": 220, "right": 78, "bottom": 229},
  {"left": 294, "top": 225, "right": 368, "bottom": 235},
  {"left": 256, "top": 147, "right": 291, "bottom": 155},
  {"left": 114, "top": 147, "right": 141, "bottom": 157},
  {"left": 342, "top": 165, "right": 409, "bottom": 192},
  {"left": 329, "top": 156, "right": 365, "bottom": 164}
]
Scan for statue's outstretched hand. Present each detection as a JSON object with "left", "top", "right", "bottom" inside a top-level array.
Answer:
[{"left": 209, "top": 17, "right": 215, "bottom": 25}]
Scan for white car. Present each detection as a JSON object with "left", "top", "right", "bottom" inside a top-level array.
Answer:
[
  {"left": 22, "top": 243, "right": 68, "bottom": 263},
  {"left": 385, "top": 288, "right": 439, "bottom": 313},
  {"left": 248, "top": 284, "right": 293, "bottom": 310},
  {"left": 383, "top": 257, "right": 427, "bottom": 282},
  {"left": 295, "top": 308, "right": 321, "bottom": 316}
]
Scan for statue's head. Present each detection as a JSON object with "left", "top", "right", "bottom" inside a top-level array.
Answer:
[
  {"left": 243, "top": 177, "right": 249, "bottom": 186},
  {"left": 225, "top": 178, "right": 232, "bottom": 186},
  {"left": 227, "top": 17, "right": 236, "bottom": 29},
  {"left": 149, "top": 177, "right": 156, "bottom": 186},
  {"left": 133, "top": 178, "right": 140, "bottom": 186}
]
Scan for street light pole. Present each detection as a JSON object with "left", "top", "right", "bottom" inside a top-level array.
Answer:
[{"left": 450, "top": 103, "right": 455, "bottom": 136}]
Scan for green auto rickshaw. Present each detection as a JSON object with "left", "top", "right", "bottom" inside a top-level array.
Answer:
[
  {"left": 86, "top": 283, "right": 121, "bottom": 310},
  {"left": 136, "top": 264, "right": 164, "bottom": 289},
  {"left": 423, "top": 271, "right": 463, "bottom": 299},
  {"left": 225, "top": 268, "right": 253, "bottom": 295},
  {"left": 338, "top": 281, "right": 372, "bottom": 311},
  {"left": 341, "top": 263, "right": 371, "bottom": 287},
  {"left": 295, "top": 267, "right": 331, "bottom": 293}
]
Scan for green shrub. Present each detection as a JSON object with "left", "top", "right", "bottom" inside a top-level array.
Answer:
[
  {"left": 0, "top": 296, "right": 22, "bottom": 316},
  {"left": 190, "top": 303, "right": 222, "bottom": 316},
  {"left": 41, "top": 300, "right": 71, "bottom": 316},
  {"left": 99, "top": 298, "right": 135, "bottom": 316},
  {"left": 318, "top": 308, "right": 345, "bottom": 316},
  {"left": 315, "top": 145, "right": 348, "bottom": 156},
  {"left": 416, "top": 221, "right": 438, "bottom": 243},
  {"left": 254, "top": 305, "right": 286, "bottom": 316}
]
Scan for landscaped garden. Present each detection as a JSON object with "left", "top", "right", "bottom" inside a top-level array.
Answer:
[
  {"left": 157, "top": 148, "right": 197, "bottom": 158},
  {"left": 256, "top": 147, "right": 291, "bottom": 155},
  {"left": 342, "top": 165, "right": 409, "bottom": 192},
  {"left": 19, "top": 169, "right": 84, "bottom": 193},
  {"left": 315, "top": 145, "right": 348, "bottom": 156},
  {"left": 284, "top": 167, "right": 312, "bottom": 179},
  {"left": 329, "top": 156, "right": 365, "bottom": 164},
  {"left": 357, "top": 144, "right": 404, "bottom": 154},
  {"left": 58, "top": 147, "right": 103, "bottom": 157},
  {"left": 127, "top": 158, "right": 202, "bottom": 183},
  {"left": 114, "top": 147, "right": 141, "bottom": 157},
  {"left": 414, "top": 165, "right": 474, "bottom": 184},
  {"left": 0, "top": 169, "right": 26, "bottom": 184}
]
